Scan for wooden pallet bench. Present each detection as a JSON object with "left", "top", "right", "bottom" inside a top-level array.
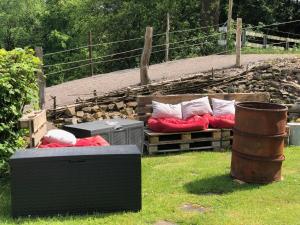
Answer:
[
  {"left": 137, "top": 93, "right": 271, "bottom": 154},
  {"left": 18, "top": 110, "right": 47, "bottom": 147},
  {"left": 144, "top": 129, "right": 222, "bottom": 154}
]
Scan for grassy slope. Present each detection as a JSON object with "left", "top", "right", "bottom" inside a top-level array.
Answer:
[
  {"left": 241, "top": 47, "right": 300, "bottom": 54},
  {"left": 0, "top": 147, "right": 300, "bottom": 225}
]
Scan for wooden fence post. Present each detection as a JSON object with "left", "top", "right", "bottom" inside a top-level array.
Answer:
[
  {"left": 140, "top": 26, "right": 153, "bottom": 85},
  {"left": 263, "top": 34, "right": 267, "bottom": 49},
  {"left": 236, "top": 18, "right": 242, "bottom": 67},
  {"left": 242, "top": 29, "right": 247, "bottom": 47},
  {"left": 226, "top": 0, "right": 233, "bottom": 50},
  {"left": 285, "top": 38, "right": 289, "bottom": 51},
  {"left": 35, "top": 47, "right": 45, "bottom": 109},
  {"left": 88, "top": 31, "right": 94, "bottom": 76},
  {"left": 165, "top": 13, "right": 170, "bottom": 62}
]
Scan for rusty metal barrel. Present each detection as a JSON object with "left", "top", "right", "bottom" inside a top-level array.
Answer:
[{"left": 231, "top": 102, "right": 288, "bottom": 184}]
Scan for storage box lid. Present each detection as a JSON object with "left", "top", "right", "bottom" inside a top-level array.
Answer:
[
  {"left": 64, "top": 119, "right": 143, "bottom": 134},
  {"left": 10, "top": 145, "right": 140, "bottom": 164}
]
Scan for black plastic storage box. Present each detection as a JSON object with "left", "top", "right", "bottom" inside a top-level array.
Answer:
[
  {"left": 10, "top": 145, "right": 141, "bottom": 217},
  {"left": 63, "top": 119, "right": 144, "bottom": 153}
]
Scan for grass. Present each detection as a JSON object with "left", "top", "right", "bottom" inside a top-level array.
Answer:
[
  {"left": 1, "top": 147, "right": 300, "bottom": 225},
  {"left": 241, "top": 47, "right": 300, "bottom": 54}
]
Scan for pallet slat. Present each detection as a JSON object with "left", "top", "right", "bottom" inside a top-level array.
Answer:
[
  {"left": 31, "top": 122, "right": 47, "bottom": 147},
  {"left": 145, "top": 140, "right": 221, "bottom": 154},
  {"left": 145, "top": 129, "right": 221, "bottom": 144}
]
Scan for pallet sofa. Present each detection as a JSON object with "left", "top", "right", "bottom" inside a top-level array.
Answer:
[{"left": 136, "top": 93, "right": 271, "bottom": 154}]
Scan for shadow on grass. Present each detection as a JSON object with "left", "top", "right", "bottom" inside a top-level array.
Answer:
[{"left": 184, "top": 174, "right": 262, "bottom": 195}]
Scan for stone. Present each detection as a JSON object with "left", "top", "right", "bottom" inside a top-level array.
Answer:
[
  {"left": 268, "top": 87, "right": 277, "bottom": 92},
  {"left": 233, "top": 179, "right": 246, "bottom": 185},
  {"left": 53, "top": 118, "right": 64, "bottom": 123},
  {"left": 180, "top": 203, "right": 208, "bottom": 213},
  {"left": 292, "top": 69, "right": 300, "bottom": 74},
  {"left": 83, "top": 113, "right": 95, "bottom": 122},
  {"left": 261, "top": 73, "right": 273, "bottom": 80},
  {"left": 91, "top": 105, "right": 100, "bottom": 113},
  {"left": 115, "top": 101, "right": 125, "bottom": 110},
  {"left": 94, "top": 111, "right": 104, "bottom": 119},
  {"left": 255, "top": 63, "right": 271, "bottom": 71},
  {"left": 121, "top": 107, "right": 134, "bottom": 116},
  {"left": 99, "top": 105, "right": 108, "bottom": 111},
  {"left": 238, "top": 84, "right": 246, "bottom": 92},
  {"left": 126, "top": 101, "right": 138, "bottom": 108},
  {"left": 270, "top": 81, "right": 280, "bottom": 88},
  {"left": 76, "top": 111, "right": 84, "bottom": 118},
  {"left": 296, "top": 74, "right": 300, "bottom": 83},
  {"left": 64, "top": 117, "right": 78, "bottom": 125},
  {"left": 102, "top": 114, "right": 111, "bottom": 119},
  {"left": 82, "top": 107, "right": 92, "bottom": 113},
  {"left": 108, "top": 104, "right": 115, "bottom": 111},
  {"left": 65, "top": 106, "right": 76, "bottom": 116}
]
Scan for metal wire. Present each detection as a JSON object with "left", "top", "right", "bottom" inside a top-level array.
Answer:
[
  {"left": 44, "top": 33, "right": 221, "bottom": 68},
  {"left": 44, "top": 47, "right": 144, "bottom": 68},
  {"left": 44, "top": 23, "right": 226, "bottom": 56},
  {"left": 44, "top": 36, "right": 144, "bottom": 57},
  {"left": 45, "top": 53, "right": 142, "bottom": 77},
  {"left": 244, "top": 19, "right": 300, "bottom": 30}
]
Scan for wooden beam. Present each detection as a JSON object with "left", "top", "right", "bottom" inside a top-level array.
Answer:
[
  {"left": 236, "top": 18, "right": 242, "bottom": 67},
  {"left": 140, "top": 26, "right": 153, "bottom": 85},
  {"left": 227, "top": 0, "right": 233, "bottom": 50},
  {"left": 165, "top": 13, "right": 170, "bottom": 62},
  {"left": 88, "top": 31, "right": 94, "bottom": 76},
  {"left": 35, "top": 47, "right": 45, "bottom": 109}
]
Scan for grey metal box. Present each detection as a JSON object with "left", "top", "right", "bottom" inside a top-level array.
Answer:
[
  {"left": 64, "top": 119, "right": 144, "bottom": 153},
  {"left": 10, "top": 145, "right": 141, "bottom": 217}
]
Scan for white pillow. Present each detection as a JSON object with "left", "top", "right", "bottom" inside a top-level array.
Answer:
[
  {"left": 181, "top": 97, "right": 213, "bottom": 119},
  {"left": 152, "top": 101, "right": 182, "bottom": 119},
  {"left": 43, "top": 129, "right": 77, "bottom": 145},
  {"left": 212, "top": 98, "right": 235, "bottom": 116}
]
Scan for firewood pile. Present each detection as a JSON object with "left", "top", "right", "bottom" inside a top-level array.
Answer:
[{"left": 48, "top": 57, "right": 300, "bottom": 127}]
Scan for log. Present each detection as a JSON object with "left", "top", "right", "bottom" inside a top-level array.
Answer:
[{"left": 140, "top": 27, "right": 153, "bottom": 85}]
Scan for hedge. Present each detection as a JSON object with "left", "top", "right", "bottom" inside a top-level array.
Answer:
[{"left": 0, "top": 48, "right": 40, "bottom": 176}]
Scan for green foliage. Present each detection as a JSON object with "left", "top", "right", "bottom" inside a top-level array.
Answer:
[{"left": 0, "top": 48, "right": 40, "bottom": 176}]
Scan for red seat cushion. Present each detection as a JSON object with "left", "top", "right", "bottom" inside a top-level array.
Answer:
[
  {"left": 203, "top": 114, "right": 235, "bottom": 129},
  {"left": 39, "top": 135, "right": 110, "bottom": 148},
  {"left": 148, "top": 115, "right": 209, "bottom": 133}
]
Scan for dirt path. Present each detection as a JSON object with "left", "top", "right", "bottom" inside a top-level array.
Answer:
[{"left": 45, "top": 54, "right": 298, "bottom": 108}]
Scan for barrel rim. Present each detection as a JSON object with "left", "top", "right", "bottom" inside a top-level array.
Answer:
[{"left": 236, "top": 101, "right": 288, "bottom": 112}]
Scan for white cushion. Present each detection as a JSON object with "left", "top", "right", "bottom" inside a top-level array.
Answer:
[
  {"left": 181, "top": 97, "right": 213, "bottom": 119},
  {"left": 43, "top": 129, "right": 77, "bottom": 145},
  {"left": 152, "top": 101, "right": 182, "bottom": 119},
  {"left": 212, "top": 98, "right": 235, "bottom": 116}
]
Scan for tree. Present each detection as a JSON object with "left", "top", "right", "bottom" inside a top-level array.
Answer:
[{"left": 0, "top": 0, "right": 45, "bottom": 50}]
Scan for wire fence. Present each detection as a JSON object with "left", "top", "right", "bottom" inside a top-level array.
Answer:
[{"left": 43, "top": 19, "right": 300, "bottom": 83}]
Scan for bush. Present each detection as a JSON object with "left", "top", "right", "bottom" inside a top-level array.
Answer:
[{"left": 0, "top": 48, "right": 40, "bottom": 176}]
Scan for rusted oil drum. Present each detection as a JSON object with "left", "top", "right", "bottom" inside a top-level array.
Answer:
[{"left": 231, "top": 102, "right": 288, "bottom": 184}]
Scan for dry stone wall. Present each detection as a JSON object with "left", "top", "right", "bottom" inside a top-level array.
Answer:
[{"left": 49, "top": 57, "right": 300, "bottom": 127}]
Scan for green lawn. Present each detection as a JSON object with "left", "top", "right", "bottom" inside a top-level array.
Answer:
[{"left": 1, "top": 147, "right": 300, "bottom": 225}]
